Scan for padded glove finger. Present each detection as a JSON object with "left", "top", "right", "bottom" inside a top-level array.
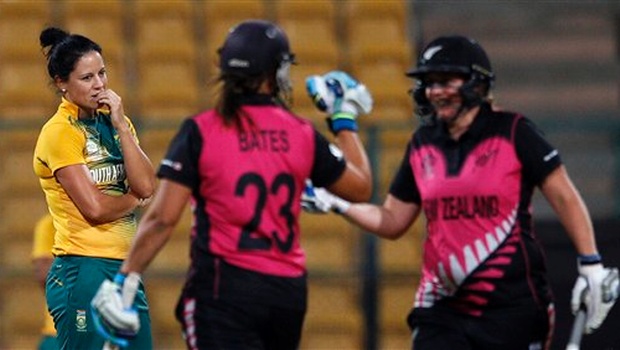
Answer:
[
  {"left": 91, "top": 279, "right": 140, "bottom": 339},
  {"left": 572, "top": 262, "right": 620, "bottom": 334},
  {"left": 324, "top": 70, "right": 373, "bottom": 115}
]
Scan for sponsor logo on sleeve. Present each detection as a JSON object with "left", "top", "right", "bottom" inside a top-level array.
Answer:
[
  {"left": 543, "top": 149, "right": 558, "bottom": 162},
  {"left": 328, "top": 143, "right": 344, "bottom": 160},
  {"left": 161, "top": 159, "right": 183, "bottom": 171}
]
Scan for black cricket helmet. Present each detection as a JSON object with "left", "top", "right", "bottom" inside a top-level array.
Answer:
[
  {"left": 407, "top": 35, "right": 494, "bottom": 114},
  {"left": 407, "top": 35, "right": 494, "bottom": 83},
  {"left": 218, "top": 19, "right": 295, "bottom": 77}
]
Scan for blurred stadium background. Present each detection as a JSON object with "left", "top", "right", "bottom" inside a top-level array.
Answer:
[{"left": 0, "top": 0, "right": 618, "bottom": 349}]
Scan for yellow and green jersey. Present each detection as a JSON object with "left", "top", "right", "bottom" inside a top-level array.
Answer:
[
  {"left": 32, "top": 213, "right": 56, "bottom": 337},
  {"left": 33, "top": 98, "right": 138, "bottom": 260},
  {"left": 32, "top": 213, "right": 55, "bottom": 260}
]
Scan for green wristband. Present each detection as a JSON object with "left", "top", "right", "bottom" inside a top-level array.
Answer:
[{"left": 328, "top": 112, "right": 357, "bottom": 133}]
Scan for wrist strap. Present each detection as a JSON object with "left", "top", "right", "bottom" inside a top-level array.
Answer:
[
  {"left": 327, "top": 113, "right": 358, "bottom": 133},
  {"left": 578, "top": 253, "right": 602, "bottom": 265},
  {"left": 332, "top": 197, "right": 351, "bottom": 215}
]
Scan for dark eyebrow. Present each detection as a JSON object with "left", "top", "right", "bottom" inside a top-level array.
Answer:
[{"left": 78, "top": 72, "right": 94, "bottom": 79}]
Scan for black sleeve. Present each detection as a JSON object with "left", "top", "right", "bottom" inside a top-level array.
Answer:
[
  {"left": 309, "top": 130, "right": 347, "bottom": 188},
  {"left": 157, "top": 118, "right": 202, "bottom": 189},
  {"left": 388, "top": 141, "right": 421, "bottom": 204},
  {"left": 515, "top": 117, "right": 562, "bottom": 186}
]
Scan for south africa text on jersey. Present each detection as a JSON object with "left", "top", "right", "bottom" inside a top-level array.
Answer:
[{"left": 89, "top": 164, "right": 126, "bottom": 184}]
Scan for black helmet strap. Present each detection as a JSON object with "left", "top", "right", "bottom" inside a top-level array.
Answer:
[{"left": 459, "top": 77, "right": 483, "bottom": 109}]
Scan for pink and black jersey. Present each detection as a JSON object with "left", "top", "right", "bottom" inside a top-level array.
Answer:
[
  {"left": 158, "top": 94, "right": 345, "bottom": 307},
  {"left": 390, "top": 103, "right": 561, "bottom": 316}
]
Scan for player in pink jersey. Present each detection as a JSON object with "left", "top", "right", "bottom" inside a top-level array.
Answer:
[
  {"left": 90, "top": 20, "right": 373, "bottom": 349},
  {"left": 301, "top": 35, "right": 619, "bottom": 349}
]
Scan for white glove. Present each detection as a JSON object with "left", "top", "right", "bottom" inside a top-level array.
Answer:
[
  {"left": 91, "top": 273, "right": 141, "bottom": 347},
  {"left": 570, "top": 262, "right": 619, "bottom": 334},
  {"left": 301, "top": 180, "right": 351, "bottom": 214},
  {"left": 301, "top": 180, "right": 330, "bottom": 214},
  {"left": 306, "top": 70, "right": 373, "bottom": 133}
]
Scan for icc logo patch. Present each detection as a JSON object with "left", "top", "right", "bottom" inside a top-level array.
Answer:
[{"left": 76, "top": 309, "right": 87, "bottom": 332}]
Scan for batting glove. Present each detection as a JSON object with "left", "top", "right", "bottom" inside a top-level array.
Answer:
[
  {"left": 301, "top": 180, "right": 351, "bottom": 215},
  {"left": 301, "top": 180, "right": 330, "bottom": 214},
  {"left": 306, "top": 70, "right": 373, "bottom": 134},
  {"left": 91, "top": 273, "right": 141, "bottom": 347},
  {"left": 571, "top": 257, "right": 619, "bottom": 334}
]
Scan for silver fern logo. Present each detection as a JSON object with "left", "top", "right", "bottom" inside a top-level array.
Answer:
[{"left": 423, "top": 45, "right": 442, "bottom": 60}]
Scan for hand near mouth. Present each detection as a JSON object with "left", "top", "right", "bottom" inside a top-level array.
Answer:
[{"left": 96, "top": 89, "right": 128, "bottom": 131}]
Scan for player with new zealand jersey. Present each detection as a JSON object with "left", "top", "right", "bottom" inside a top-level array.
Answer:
[
  {"left": 300, "top": 35, "right": 619, "bottom": 350},
  {"left": 90, "top": 20, "right": 373, "bottom": 349}
]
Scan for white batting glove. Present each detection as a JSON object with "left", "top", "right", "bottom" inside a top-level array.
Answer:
[
  {"left": 571, "top": 261, "right": 619, "bottom": 334},
  {"left": 301, "top": 180, "right": 351, "bottom": 215},
  {"left": 301, "top": 180, "right": 330, "bottom": 214},
  {"left": 306, "top": 70, "right": 373, "bottom": 134},
  {"left": 91, "top": 274, "right": 141, "bottom": 347}
]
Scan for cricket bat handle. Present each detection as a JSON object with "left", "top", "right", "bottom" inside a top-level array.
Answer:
[{"left": 566, "top": 308, "right": 587, "bottom": 350}]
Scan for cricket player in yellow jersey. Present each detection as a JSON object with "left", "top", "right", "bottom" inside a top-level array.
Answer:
[
  {"left": 32, "top": 214, "right": 58, "bottom": 350},
  {"left": 33, "top": 27, "right": 156, "bottom": 349}
]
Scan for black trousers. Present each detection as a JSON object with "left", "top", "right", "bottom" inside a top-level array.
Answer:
[
  {"left": 175, "top": 287, "right": 305, "bottom": 350},
  {"left": 408, "top": 302, "right": 553, "bottom": 350}
]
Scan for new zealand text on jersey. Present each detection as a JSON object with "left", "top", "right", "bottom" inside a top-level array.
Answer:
[
  {"left": 239, "top": 129, "right": 290, "bottom": 152},
  {"left": 442, "top": 195, "right": 499, "bottom": 220},
  {"left": 425, "top": 195, "right": 500, "bottom": 220}
]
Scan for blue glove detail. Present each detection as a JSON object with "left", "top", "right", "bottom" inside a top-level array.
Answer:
[
  {"left": 114, "top": 273, "right": 127, "bottom": 285},
  {"left": 300, "top": 179, "right": 351, "bottom": 214},
  {"left": 306, "top": 78, "right": 328, "bottom": 112},
  {"left": 305, "top": 70, "right": 373, "bottom": 135},
  {"left": 578, "top": 254, "right": 603, "bottom": 265},
  {"left": 301, "top": 179, "right": 329, "bottom": 214},
  {"left": 91, "top": 304, "right": 135, "bottom": 348},
  {"left": 324, "top": 71, "right": 359, "bottom": 90},
  {"left": 91, "top": 274, "right": 141, "bottom": 347}
]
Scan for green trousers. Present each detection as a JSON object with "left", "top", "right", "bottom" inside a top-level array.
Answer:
[
  {"left": 46, "top": 256, "right": 152, "bottom": 350},
  {"left": 37, "top": 335, "right": 58, "bottom": 350}
]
